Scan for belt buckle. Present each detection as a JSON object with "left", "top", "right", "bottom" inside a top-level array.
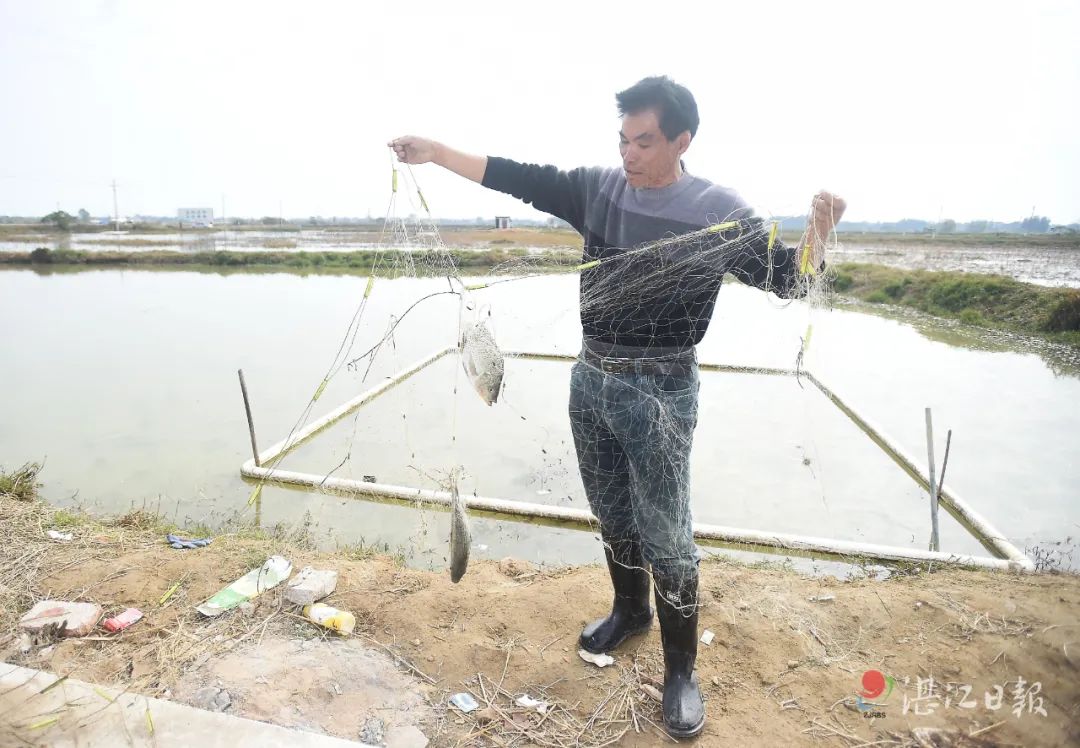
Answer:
[{"left": 599, "top": 356, "right": 634, "bottom": 374}]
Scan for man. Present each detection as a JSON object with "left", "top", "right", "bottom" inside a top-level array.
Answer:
[{"left": 390, "top": 75, "right": 845, "bottom": 738}]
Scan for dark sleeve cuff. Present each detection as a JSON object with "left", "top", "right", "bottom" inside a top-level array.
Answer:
[{"left": 480, "top": 156, "right": 518, "bottom": 194}]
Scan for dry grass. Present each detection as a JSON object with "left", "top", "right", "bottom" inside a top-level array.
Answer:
[
  {"left": 452, "top": 669, "right": 640, "bottom": 748},
  {"left": 0, "top": 493, "right": 316, "bottom": 700},
  {"left": 0, "top": 462, "right": 41, "bottom": 501}
]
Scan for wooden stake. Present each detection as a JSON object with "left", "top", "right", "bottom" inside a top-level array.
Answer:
[
  {"left": 937, "top": 430, "right": 953, "bottom": 507},
  {"left": 238, "top": 369, "right": 261, "bottom": 467},
  {"left": 925, "top": 408, "right": 940, "bottom": 552}
]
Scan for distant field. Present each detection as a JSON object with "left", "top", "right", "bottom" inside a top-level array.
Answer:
[
  {"left": 781, "top": 230, "right": 1080, "bottom": 249},
  {"left": 5, "top": 222, "right": 1077, "bottom": 249},
  {"left": 441, "top": 227, "right": 581, "bottom": 247},
  {"left": 0, "top": 246, "right": 579, "bottom": 272}
]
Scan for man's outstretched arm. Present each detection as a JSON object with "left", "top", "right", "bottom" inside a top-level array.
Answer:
[
  {"left": 388, "top": 136, "right": 487, "bottom": 183},
  {"left": 387, "top": 135, "right": 598, "bottom": 234}
]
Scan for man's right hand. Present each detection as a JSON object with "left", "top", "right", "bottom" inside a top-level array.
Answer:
[
  {"left": 387, "top": 137, "right": 488, "bottom": 184},
  {"left": 387, "top": 136, "right": 439, "bottom": 165}
]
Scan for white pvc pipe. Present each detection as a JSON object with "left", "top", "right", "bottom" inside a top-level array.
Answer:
[
  {"left": 244, "top": 348, "right": 1033, "bottom": 572},
  {"left": 240, "top": 464, "right": 1028, "bottom": 572},
  {"left": 257, "top": 346, "right": 454, "bottom": 465},
  {"left": 259, "top": 347, "right": 796, "bottom": 466},
  {"left": 502, "top": 349, "right": 798, "bottom": 378},
  {"left": 806, "top": 373, "right": 1032, "bottom": 570}
]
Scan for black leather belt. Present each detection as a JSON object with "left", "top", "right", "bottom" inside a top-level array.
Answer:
[{"left": 580, "top": 340, "right": 697, "bottom": 376}]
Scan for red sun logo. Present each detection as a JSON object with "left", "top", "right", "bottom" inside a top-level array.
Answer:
[{"left": 860, "top": 669, "right": 886, "bottom": 699}]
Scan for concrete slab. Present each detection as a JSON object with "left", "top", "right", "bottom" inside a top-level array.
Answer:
[
  {"left": 0, "top": 662, "right": 375, "bottom": 747},
  {"left": 19, "top": 600, "right": 103, "bottom": 637}
]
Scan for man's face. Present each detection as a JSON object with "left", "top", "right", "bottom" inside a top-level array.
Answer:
[{"left": 619, "top": 109, "right": 689, "bottom": 189}]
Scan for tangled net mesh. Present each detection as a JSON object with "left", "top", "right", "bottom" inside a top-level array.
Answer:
[{"left": 248, "top": 157, "right": 838, "bottom": 610}]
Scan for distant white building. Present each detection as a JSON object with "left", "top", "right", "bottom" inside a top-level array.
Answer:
[{"left": 178, "top": 208, "right": 214, "bottom": 226}]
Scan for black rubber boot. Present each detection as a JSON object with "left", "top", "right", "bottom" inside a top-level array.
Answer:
[
  {"left": 579, "top": 539, "right": 652, "bottom": 654},
  {"left": 655, "top": 569, "right": 705, "bottom": 738}
]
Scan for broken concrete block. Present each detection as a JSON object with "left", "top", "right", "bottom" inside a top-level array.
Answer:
[
  {"left": 191, "top": 686, "right": 231, "bottom": 712},
  {"left": 19, "top": 601, "right": 103, "bottom": 637},
  {"left": 385, "top": 724, "right": 429, "bottom": 748},
  {"left": 284, "top": 567, "right": 338, "bottom": 606},
  {"left": 359, "top": 716, "right": 385, "bottom": 745}
]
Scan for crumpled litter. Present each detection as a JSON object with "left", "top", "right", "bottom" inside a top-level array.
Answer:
[
  {"left": 515, "top": 694, "right": 550, "bottom": 714},
  {"left": 102, "top": 608, "right": 143, "bottom": 632},
  {"left": 640, "top": 683, "right": 663, "bottom": 702},
  {"left": 166, "top": 533, "right": 213, "bottom": 550},
  {"left": 46, "top": 530, "right": 73, "bottom": 542},
  {"left": 578, "top": 649, "right": 615, "bottom": 668}
]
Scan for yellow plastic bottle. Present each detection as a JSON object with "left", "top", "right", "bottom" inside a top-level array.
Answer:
[{"left": 303, "top": 603, "right": 356, "bottom": 635}]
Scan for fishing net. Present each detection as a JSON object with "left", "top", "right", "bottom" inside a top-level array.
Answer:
[{"left": 247, "top": 154, "right": 838, "bottom": 607}]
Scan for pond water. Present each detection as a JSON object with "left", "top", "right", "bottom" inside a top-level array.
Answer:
[{"left": 1, "top": 267, "right": 1077, "bottom": 573}]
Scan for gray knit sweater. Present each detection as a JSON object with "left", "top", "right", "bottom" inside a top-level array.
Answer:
[{"left": 482, "top": 156, "right": 801, "bottom": 349}]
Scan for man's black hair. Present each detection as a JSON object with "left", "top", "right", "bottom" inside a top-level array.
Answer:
[{"left": 615, "top": 76, "right": 700, "bottom": 141}]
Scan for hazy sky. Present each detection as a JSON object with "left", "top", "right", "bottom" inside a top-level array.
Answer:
[{"left": 1, "top": 1, "right": 1077, "bottom": 223}]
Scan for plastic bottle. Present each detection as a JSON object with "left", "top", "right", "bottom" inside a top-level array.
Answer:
[{"left": 303, "top": 603, "right": 356, "bottom": 635}]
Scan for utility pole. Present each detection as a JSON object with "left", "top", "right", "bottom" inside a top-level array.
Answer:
[{"left": 111, "top": 179, "right": 119, "bottom": 232}]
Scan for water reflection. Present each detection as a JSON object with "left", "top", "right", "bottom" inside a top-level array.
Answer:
[{"left": 831, "top": 299, "right": 1080, "bottom": 378}]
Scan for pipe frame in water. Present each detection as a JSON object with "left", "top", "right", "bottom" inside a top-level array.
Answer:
[{"left": 240, "top": 347, "right": 1034, "bottom": 572}]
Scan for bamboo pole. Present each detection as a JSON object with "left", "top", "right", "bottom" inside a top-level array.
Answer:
[{"left": 237, "top": 369, "right": 260, "bottom": 467}]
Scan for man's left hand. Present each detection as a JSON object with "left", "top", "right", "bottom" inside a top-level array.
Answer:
[{"left": 805, "top": 190, "right": 847, "bottom": 270}]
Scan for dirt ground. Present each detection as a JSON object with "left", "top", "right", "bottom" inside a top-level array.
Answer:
[{"left": 2, "top": 496, "right": 1078, "bottom": 747}]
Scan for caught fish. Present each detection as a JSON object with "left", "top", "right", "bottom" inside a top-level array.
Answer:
[
  {"left": 460, "top": 320, "right": 504, "bottom": 406},
  {"left": 449, "top": 473, "right": 471, "bottom": 583}
]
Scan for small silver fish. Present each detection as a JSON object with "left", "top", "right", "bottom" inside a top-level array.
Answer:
[
  {"left": 449, "top": 474, "right": 471, "bottom": 584},
  {"left": 460, "top": 321, "right": 504, "bottom": 406}
]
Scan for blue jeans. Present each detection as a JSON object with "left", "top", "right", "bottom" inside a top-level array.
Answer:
[{"left": 568, "top": 348, "right": 702, "bottom": 584}]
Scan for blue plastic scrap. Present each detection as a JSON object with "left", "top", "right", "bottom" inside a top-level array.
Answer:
[
  {"left": 166, "top": 533, "right": 213, "bottom": 550},
  {"left": 449, "top": 693, "right": 479, "bottom": 713}
]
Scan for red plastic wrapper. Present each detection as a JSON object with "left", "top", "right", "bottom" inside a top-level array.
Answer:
[{"left": 102, "top": 608, "right": 143, "bottom": 632}]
